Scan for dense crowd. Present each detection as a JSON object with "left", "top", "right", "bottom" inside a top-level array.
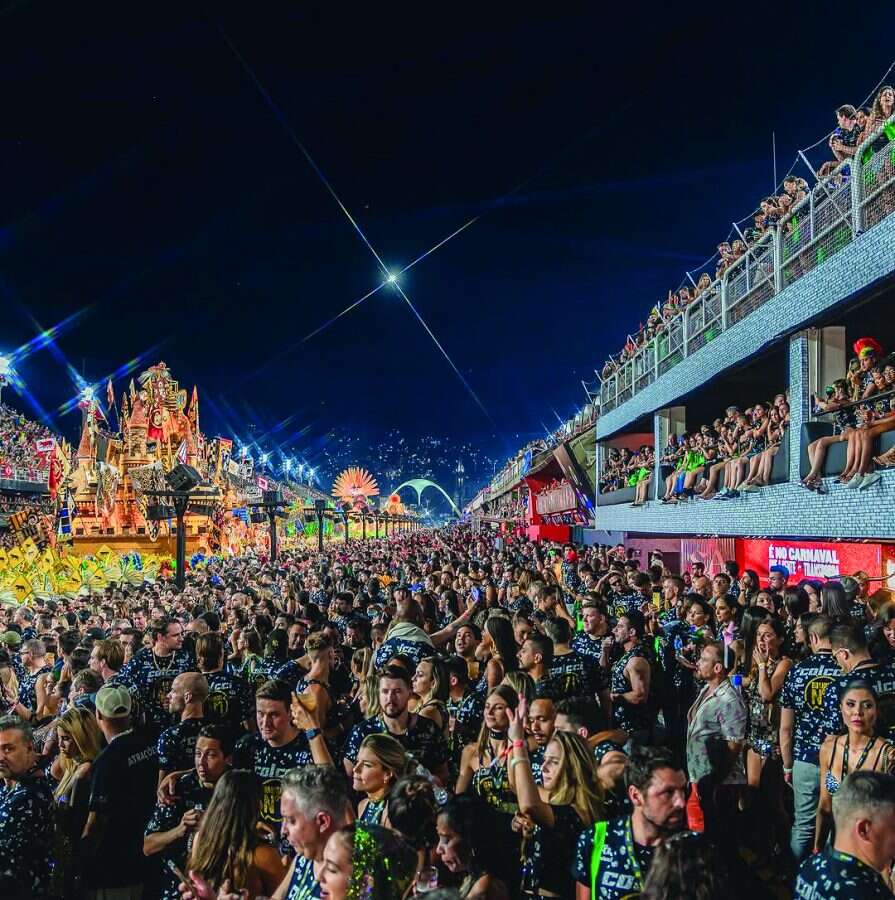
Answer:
[
  {"left": 599, "top": 85, "right": 895, "bottom": 382},
  {"left": 657, "top": 393, "right": 791, "bottom": 503},
  {"left": 0, "top": 403, "right": 55, "bottom": 481},
  {"left": 804, "top": 336, "right": 895, "bottom": 491},
  {"left": 1, "top": 527, "right": 894, "bottom": 898}
]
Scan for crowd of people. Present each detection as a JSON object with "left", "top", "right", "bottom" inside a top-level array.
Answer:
[
  {"left": 804, "top": 336, "right": 895, "bottom": 491},
  {"left": 657, "top": 393, "right": 791, "bottom": 503},
  {"left": 0, "top": 403, "right": 55, "bottom": 482},
  {"left": 598, "top": 445, "right": 654, "bottom": 501},
  {"left": 599, "top": 85, "right": 895, "bottom": 384},
  {"left": 0, "top": 525, "right": 894, "bottom": 898}
]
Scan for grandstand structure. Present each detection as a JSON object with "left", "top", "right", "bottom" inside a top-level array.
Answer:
[
  {"left": 472, "top": 112, "right": 895, "bottom": 580},
  {"left": 589, "top": 118, "right": 895, "bottom": 577}
]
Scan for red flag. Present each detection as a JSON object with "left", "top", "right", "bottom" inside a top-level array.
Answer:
[{"left": 106, "top": 378, "right": 115, "bottom": 409}]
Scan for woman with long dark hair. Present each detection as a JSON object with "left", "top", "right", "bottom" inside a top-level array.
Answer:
[
  {"left": 185, "top": 770, "right": 285, "bottom": 899},
  {"left": 481, "top": 616, "right": 519, "bottom": 691},
  {"left": 815, "top": 680, "right": 895, "bottom": 850},
  {"left": 821, "top": 582, "right": 854, "bottom": 623},
  {"left": 436, "top": 795, "right": 511, "bottom": 898}
]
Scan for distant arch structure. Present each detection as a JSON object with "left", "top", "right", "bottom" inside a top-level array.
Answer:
[{"left": 392, "top": 479, "right": 460, "bottom": 515}]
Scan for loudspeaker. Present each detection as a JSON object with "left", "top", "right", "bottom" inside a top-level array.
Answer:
[
  {"left": 167, "top": 464, "right": 202, "bottom": 492},
  {"left": 147, "top": 503, "right": 175, "bottom": 521}
]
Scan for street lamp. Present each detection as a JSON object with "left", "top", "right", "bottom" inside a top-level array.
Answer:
[
  {"left": 340, "top": 502, "right": 351, "bottom": 544},
  {"left": 314, "top": 499, "right": 327, "bottom": 553}
]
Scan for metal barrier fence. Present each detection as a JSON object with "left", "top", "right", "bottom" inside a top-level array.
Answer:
[{"left": 597, "top": 117, "right": 895, "bottom": 414}]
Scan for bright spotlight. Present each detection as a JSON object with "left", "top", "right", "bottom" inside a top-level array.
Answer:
[
  {"left": 386, "top": 273, "right": 398, "bottom": 284},
  {"left": 0, "top": 355, "right": 9, "bottom": 377}
]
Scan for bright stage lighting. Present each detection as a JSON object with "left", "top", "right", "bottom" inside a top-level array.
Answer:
[{"left": 386, "top": 273, "right": 398, "bottom": 284}]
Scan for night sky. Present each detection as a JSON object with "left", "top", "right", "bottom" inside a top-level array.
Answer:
[{"left": 3, "top": 3, "right": 895, "bottom": 484}]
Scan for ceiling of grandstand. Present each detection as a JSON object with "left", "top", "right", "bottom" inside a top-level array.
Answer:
[{"left": 3, "top": 2, "right": 895, "bottom": 465}]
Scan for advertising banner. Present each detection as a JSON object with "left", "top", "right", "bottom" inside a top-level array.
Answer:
[{"left": 739, "top": 538, "right": 883, "bottom": 582}]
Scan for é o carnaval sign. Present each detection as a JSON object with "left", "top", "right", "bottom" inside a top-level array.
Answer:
[{"left": 739, "top": 539, "right": 882, "bottom": 581}]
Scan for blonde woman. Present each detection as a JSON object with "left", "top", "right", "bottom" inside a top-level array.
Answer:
[
  {"left": 49, "top": 706, "right": 104, "bottom": 898},
  {"left": 508, "top": 697, "right": 604, "bottom": 897},
  {"left": 0, "top": 653, "right": 19, "bottom": 712},
  {"left": 352, "top": 733, "right": 413, "bottom": 825},
  {"left": 411, "top": 656, "right": 450, "bottom": 735},
  {"left": 186, "top": 769, "right": 285, "bottom": 899}
]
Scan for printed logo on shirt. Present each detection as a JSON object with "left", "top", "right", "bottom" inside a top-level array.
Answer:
[
  {"left": 207, "top": 690, "right": 231, "bottom": 718},
  {"left": 154, "top": 676, "right": 175, "bottom": 708},
  {"left": 804, "top": 676, "right": 834, "bottom": 711},
  {"left": 261, "top": 777, "right": 283, "bottom": 822}
]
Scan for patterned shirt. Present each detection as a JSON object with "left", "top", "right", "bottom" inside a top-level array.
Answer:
[
  {"left": 446, "top": 689, "right": 484, "bottom": 758},
  {"left": 203, "top": 669, "right": 254, "bottom": 734},
  {"left": 17, "top": 664, "right": 50, "bottom": 713},
  {"left": 572, "top": 816, "right": 654, "bottom": 898},
  {"left": 233, "top": 731, "right": 311, "bottom": 834},
  {"left": 607, "top": 591, "right": 643, "bottom": 620},
  {"left": 611, "top": 646, "right": 651, "bottom": 734},
  {"left": 372, "top": 636, "right": 432, "bottom": 671},
  {"left": 0, "top": 767, "right": 55, "bottom": 898},
  {"left": 144, "top": 771, "right": 214, "bottom": 900},
  {"left": 285, "top": 855, "right": 321, "bottom": 899},
  {"left": 343, "top": 713, "right": 449, "bottom": 775},
  {"left": 780, "top": 650, "right": 841, "bottom": 764},
  {"left": 795, "top": 847, "right": 890, "bottom": 899},
  {"left": 118, "top": 647, "right": 195, "bottom": 730},
  {"left": 686, "top": 678, "right": 747, "bottom": 783},
  {"left": 548, "top": 650, "right": 600, "bottom": 698},
  {"left": 157, "top": 716, "right": 212, "bottom": 773}
]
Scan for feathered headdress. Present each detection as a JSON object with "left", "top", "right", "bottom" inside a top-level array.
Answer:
[{"left": 853, "top": 337, "right": 883, "bottom": 359}]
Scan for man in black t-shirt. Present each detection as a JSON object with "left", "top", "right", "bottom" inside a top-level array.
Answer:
[
  {"left": 81, "top": 684, "right": 159, "bottom": 900},
  {"left": 157, "top": 672, "right": 210, "bottom": 780},
  {"left": 144, "top": 725, "right": 232, "bottom": 900},
  {"left": 232, "top": 679, "right": 312, "bottom": 848}
]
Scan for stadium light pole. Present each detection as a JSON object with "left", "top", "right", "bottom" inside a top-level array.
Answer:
[{"left": 314, "top": 499, "right": 326, "bottom": 553}]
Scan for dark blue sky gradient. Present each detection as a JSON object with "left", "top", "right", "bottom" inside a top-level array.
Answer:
[{"left": 2, "top": 3, "right": 895, "bottom": 470}]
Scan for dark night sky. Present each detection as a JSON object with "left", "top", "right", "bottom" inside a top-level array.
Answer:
[{"left": 3, "top": 3, "right": 895, "bottom": 473}]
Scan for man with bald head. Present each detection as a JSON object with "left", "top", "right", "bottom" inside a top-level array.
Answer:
[{"left": 157, "top": 673, "right": 210, "bottom": 782}]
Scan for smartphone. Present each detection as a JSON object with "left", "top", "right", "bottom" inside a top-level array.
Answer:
[{"left": 166, "top": 858, "right": 190, "bottom": 886}]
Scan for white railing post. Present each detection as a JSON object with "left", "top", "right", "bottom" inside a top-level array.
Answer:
[
  {"left": 720, "top": 273, "right": 729, "bottom": 330},
  {"left": 852, "top": 142, "right": 863, "bottom": 233},
  {"left": 773, "top": 225, "right": 782, "bottom": 294}
]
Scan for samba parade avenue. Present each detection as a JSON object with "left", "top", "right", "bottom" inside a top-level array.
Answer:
[{"left": 3, "top": 7, "right": 895, "bottom": 900}]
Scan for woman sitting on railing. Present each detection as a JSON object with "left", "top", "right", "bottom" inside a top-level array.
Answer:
[
  {"left": 629, "top": 445, "right": 655, "bottom": 507},
  {"left": 741, "top": 397, "right": 790, "bottom": 492},
  {"left": 837, "top": 362, "right": 895, "bottom": 489},
  {"left": 714, "top": 411, "right": 753, "bottom": 500}
]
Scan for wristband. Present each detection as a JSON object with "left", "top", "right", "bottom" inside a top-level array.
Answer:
[
  {"left": 512, "top": 739, "right": 526, "bottom": 749},
  {"left": 509, "top": 757, "right": 527, "bottom": 769},
  {"left": 783, "top": 767, "right": 793, "bottom": 774},
  {"left": 304, "top": 728, "right": 322, "bottom": 741}
]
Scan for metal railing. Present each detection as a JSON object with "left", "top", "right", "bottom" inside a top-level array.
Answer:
[{"left": 596, "top": 117, "right": 895, "bottom": 414}]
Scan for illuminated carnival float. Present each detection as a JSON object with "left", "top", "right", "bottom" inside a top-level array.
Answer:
[{"left": 64, "top": 361, "right": 325, "bottom": 559}]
